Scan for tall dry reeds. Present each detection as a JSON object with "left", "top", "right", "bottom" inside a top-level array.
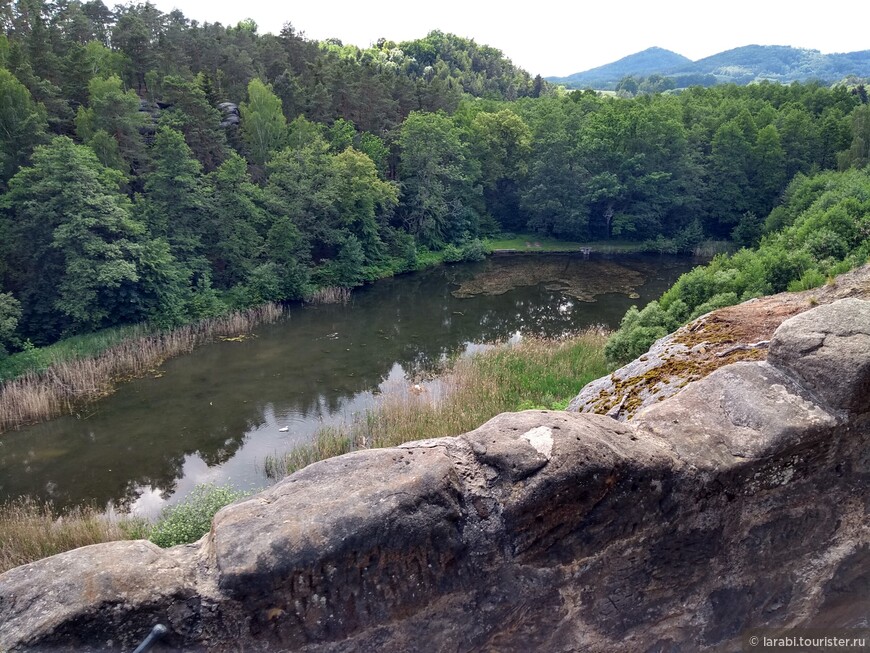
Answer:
[
  {"left": 0, "top": 498, "right": 149, "bottom": 574},
  {"left": 0, "top": 303, "right": 285, "bottom": 433},
  {"left": 692, "top": 240, "right": 731, "bottom": 258},
  {"left": 264, "top": 329, "right": 610, "bottom": 479},
  {"left": 305, "top": 286, "right": 352, "bottom": 305}
]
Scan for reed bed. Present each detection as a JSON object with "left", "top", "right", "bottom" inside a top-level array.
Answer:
[
  {"left": 264, "top": 328, "right": 610, "bottom": 479},
  {"left": 0, "top": 498, "right": 149, "bottom": 574},
  {"left": 692, "top": 240, "right": 731, "bottom": 258},
  {"left": 0, "top": 303, "right": 285, "bottom": 433},
  {"left": 305, "top": 286, "right": 352, "bottom": 305}
]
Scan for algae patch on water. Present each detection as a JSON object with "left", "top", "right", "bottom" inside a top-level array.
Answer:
[{"left": 452, "top": 257, "right": 646, "bottom": 302}]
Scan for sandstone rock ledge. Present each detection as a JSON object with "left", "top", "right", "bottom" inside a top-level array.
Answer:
[
  {"left": 569, "top": 263, "right": 870, "bottom": 419},
  {"left": 1, "top": 300, "right": 868, "bottom": 652}
]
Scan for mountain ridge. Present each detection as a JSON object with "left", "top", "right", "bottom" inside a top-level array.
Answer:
[{"left": 548, "top": 44, "right": 870, "bottom": 89}]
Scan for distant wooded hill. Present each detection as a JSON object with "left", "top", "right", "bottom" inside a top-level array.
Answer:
[{"left": 548, "top": 45, "right": 870, "bottom": 90}]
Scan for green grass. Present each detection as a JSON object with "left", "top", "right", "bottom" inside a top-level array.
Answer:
[
  {"left": 148, "top": 484, "right": 250, "bottom": 548},
  {"left": 484, "top": 234, "right": 647, "bottom": 253},
  {"left": 264, "top": 329, "right": 610, "bottom": 479}
]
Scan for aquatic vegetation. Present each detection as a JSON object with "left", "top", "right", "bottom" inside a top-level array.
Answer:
[
  {"left": 264, "top": 329, "right": 609, "bottom": 479},
  {"left": 0, "top": 499, "right": 149, "bottom": 574},
  {"left": 452, "top": 257, "right": 646, "bottom": 301}
]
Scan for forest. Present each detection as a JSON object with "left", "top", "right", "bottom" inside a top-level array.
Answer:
[{"left": 1, "top": 0, "right": 869, "bottom": 360}]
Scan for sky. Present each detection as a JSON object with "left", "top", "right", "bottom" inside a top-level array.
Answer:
[{"left": 147, "top": 0, "right": 869, "bottom": 77}]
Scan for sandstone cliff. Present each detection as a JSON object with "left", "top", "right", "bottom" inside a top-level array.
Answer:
[{"left": 1, "top": 296, "right": 867, "bottom": 652}]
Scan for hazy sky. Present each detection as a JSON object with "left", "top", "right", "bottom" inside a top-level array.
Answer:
[{"left": 147, "top": 0, "right": 867, "bottom": 77}]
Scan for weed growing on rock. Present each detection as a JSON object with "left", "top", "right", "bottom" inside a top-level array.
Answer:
[{"left": 148, "top": 484, "right": 249, "bottom": 548}]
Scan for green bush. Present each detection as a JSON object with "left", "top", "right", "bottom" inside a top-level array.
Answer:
[
  {"left": 441, "top": 243, "right": 463, "bottom": 263},
  {"left": 149, "top": 484, "right": 248, "bottom": 548},
  {"left": 787, "top": 268, "right": 827, "bottom": 292},
  {"left": 688, "top": 292, "right": 739, "bottom": 320},
  {"left": 606, "top": 168, "right": 870, "bottom": 365},
  {"left": 604, "top": 300, "right": 687, "bottom": 363},
  {"left": 459, "top": 238, "right": 488, "bottom": 262}
]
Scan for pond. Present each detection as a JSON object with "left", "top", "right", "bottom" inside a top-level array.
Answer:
[{"left": 0, "top": 254, "right": 701, "bottom": 517}]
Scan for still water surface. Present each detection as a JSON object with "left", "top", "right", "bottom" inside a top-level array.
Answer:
[{"left": 0, "top": 254, "right": 701, "bottom": 516}]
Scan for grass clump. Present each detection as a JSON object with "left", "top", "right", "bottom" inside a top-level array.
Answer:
[
  {"left": 264, "top": 427, "right": 353, "bottom": 479},
  {"left": 0, "top": 483, "right": 250, "bottom": 571},
  {"left": 148, "top": 484, "right": 249, "bottom": 548},
  {"left": 305, "top": 287, "right": 352, "bottom": 305},
  {"left": 265, "top": 329, "right": 609, "bottom": 479},
  {"left": 0, "top": 498, "right": 149, "bottom": 574}
]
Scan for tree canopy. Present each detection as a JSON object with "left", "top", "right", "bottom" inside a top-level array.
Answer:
[{"left": 0, "top": 0, "right": 867, "bottom": 353}]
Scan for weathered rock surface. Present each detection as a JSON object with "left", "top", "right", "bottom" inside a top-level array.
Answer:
[
  {"left": 768, "top": 298, "right": 870, "bottom": 414},
  {"left": 1, "top": 297, "right": 868, "bottom": 652},
  {"left": 569, "top": 263, "right": 870, "bottom": 419}
]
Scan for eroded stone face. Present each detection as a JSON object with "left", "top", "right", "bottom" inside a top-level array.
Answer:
[
  {"left": 635, "top": 361, "right": 838, "bottom": 466},
  {"left": 1, "top": 297, "right": 868, "bottom": 653},
  {"left": 211, "top": 444, "right": 467, "bottom": 645},
  {"left": 767, "top": 298, "right": 870, "bottom": 414},
  {"left": 0, "top": 541, "right": 198, "bottom": 652}
]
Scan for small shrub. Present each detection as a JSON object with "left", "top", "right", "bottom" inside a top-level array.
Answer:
[
  {"left": 787, "top": 268, "right": 827, "bottom": 292},
  {"left": 642, "top": 235, "right": 678, "bottom": 254},
  {"left": 148, "top": 484, "right": 248, "bottom": 548},
  {"left": 459, "top": 239, "right": 488, "bottom": 262},
  {"left": 441, "top": 243, "right": 463, "bottom": 263},
  {"left": 604, "top": 300, "right": 688, "bottom": 364}
]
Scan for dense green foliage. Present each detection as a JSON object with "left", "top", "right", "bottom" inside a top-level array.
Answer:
[
  {"left": 607, "top": 168, "right": 870, "bottom": 363},
  {"left": 148, "top": 483, "right": 248, "bottom": 547},
  {"left": 0, "top": 0, "right": 868, "bottom": 358}
]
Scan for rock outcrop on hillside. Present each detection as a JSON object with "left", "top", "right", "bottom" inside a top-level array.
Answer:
[
  {"left": 1, "top": 297, "right": 868, "bottom": 652},
  {"left": 569, "top": 263, "right": 870, "bottom": 419}
]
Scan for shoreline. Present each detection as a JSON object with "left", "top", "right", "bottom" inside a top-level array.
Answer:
[
  {"left": 0, "top": 304, "right": 285, "bottom": 434},
  {"left": 0, "top": 244, "right": 705, "bottom": 434}
]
